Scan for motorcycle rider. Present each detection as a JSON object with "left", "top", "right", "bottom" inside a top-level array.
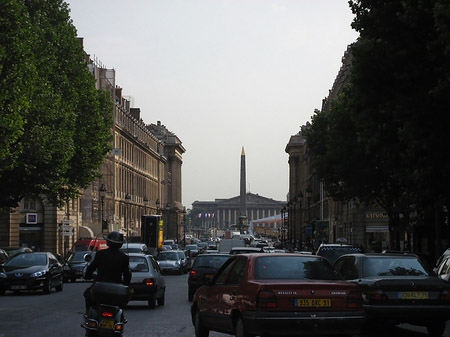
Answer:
[{"left": 84, "top": 231, "right": 131, "bottom": 312}]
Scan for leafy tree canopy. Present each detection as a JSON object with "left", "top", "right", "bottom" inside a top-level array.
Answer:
[
  {"left": 0, "top": 0, "right": 113, "bottom": 208},
  {"left": 304, "top": 0, "right": 450, "bottom": 216}
]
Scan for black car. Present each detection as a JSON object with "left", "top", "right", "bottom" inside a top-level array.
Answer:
[
  {"left": 334, "top": 253, "right": 450, "bottom": 337},
  {"left": 63, "top": 251, "right": 94, "bottom": 282},
  {"left": 0, "top": 252, "right": 64, "bottom": 295},
  {"left": 188, "top": 253, "right": 230, "bottom": 301}
]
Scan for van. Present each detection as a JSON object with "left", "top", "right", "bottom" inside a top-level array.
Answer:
[{"left": 73, "top": 237, "right": 108, "bottom": 252}]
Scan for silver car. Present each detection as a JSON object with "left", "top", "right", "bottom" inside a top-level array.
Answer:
[
  {"left": 127, "top": 253, "right": 166, "bottom": 309},
  {"left": 156, "top": 251, "right": 184, "bottom": 274}
]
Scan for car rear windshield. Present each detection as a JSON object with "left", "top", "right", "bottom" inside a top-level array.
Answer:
[
  {"left": 195, "top": 256, "right": 230, "bottom": 269},
  {"left": 129, "top": 256, "right": 149, "bottom": 272},
  {"left": 7, "top": 253, "right": 47, "bottom": 267},
  {"left": 362, "top": 257, "right": 430, "bottom": 277},
  {"left": 255, "top": 256, "right": 341, "bottom": 280},
  {"left": 68, "top": 251, "right": 91, "bottom": 262}
]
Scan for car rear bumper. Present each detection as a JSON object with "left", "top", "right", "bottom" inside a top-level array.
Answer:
[
  {"left": 363, "top": 304, "right": 450, "bottom": 322},
  {"left": 242, "top": 310, "right": 366, "bottom": 336},
  {"left": 129, "top": 284, "right": 156, "bottom": 300}
]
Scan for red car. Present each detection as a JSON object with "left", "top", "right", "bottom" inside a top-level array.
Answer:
[{"left": 191, "top": 253, "right": 365, "bottom": 337}]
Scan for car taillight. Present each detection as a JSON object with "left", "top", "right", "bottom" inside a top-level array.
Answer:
[
  {"left": 143, "top": 278, "right": 154, "bottom": 286},
  {"left": 256, "top": 290, "right": 277, "bottom": 308},
  {"left": 367, "top": 290, "right": 387, "bottom": 301},
  {"left": 189, "top": 270, "right": 197, "bottom": 279},
  {"left": 440, "top": 290, "right": 450, "bottom": 300},
  {"left": 346, "top": 290, "right": 363, "bottom": 308},
  {"left": 102, "top": 311, "right": 113, "bottom": 317}
]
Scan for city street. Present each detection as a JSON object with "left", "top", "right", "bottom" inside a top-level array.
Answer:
[{"left": 0, "top": 273, "right": 448, "bottom": 337}]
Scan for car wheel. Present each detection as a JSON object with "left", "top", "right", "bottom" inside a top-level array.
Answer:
[
  {"left": 194, "top": 309, "right": 209, "bottom": 337},
  {"left": 43, "top": 279, "right": 52, "bottom": 294},
  {"left": 157, "top": 289, "right": 165, "bottom": 306},
  {"left": 71, "top": 277, "right": 77, "bottom": 283},
  {"left": 0, "top": 289, "right": 5, "bottom": 296},
  {"left": 178, "top": 268, "right": 183, "bottom": 275},
  {"left": 55, "top": 276, "right": 64, "bottom": 292},
  {"left": 427, "top": 321, "right": 446, "bottom": 337},
  {"left": 235, "top": 316, "right": 254, "bottom": 337},
  {"left": 148, "top": 294, "right": 156, "bottom": 309}
]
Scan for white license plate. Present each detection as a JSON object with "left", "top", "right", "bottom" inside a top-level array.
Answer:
[{"left": 11, "top": 285, "right": 27, "bottom": 290}]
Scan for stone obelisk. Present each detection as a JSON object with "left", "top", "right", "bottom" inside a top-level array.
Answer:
[{"left": 240, "top": 147, "right": 246, "bottom": 218}]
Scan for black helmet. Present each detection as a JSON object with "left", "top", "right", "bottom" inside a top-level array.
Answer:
[{"left": 106, "top": 231, "right": 124, "bottom": 249}]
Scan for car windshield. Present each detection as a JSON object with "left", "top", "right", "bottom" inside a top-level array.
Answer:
[
  {"left": 186, "top": 245, "right": 198, "bottom": 250},
  {"left": 255, "top": 256, "right": 341, "bottom": 280},
  {"left": 195, "top": 256, "right": 230, "bottom": 269},
  {"left": 317, "top": 246, "right": 361, "bottom": 264},
  {"left": 6, "top": 253, "right": 47, "bottom": 267},
  {"left": 129, "top": 256, "right": 149, "bottom": 272},
  {"left": 362, "top": 257, "right": 430, "bottom": 277},
  {"left": 157, "top": 252, "right": 179, "bottom": 261},
  {"left": 68, "top": 251, "right": 91, "bottom": 262}
]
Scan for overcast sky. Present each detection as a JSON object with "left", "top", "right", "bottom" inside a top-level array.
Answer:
[{"left": 66, "top": 0, "right": 359, "bottom": 209}]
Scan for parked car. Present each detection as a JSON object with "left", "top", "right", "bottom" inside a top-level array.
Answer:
[
  {"left": 177, "top": 250, "right": 190, "bottom": 273},
  {"left": 63, "top": 251, "right": 94, "bottom": 282},
  {"left": 316, "top": 243, "right": 363, "bottom": 264},
  {"left": 120, "top": 243, "right": 151, "bottom": 255},
  {"left": 434, "top": 248, "right": 450, "bottom": 273},
  {"left": 0, "top": 252, "right": 64, "bottom": 295},
  {"left": 128, "top": 253, "right": 166, "bottom": 309},
  {"left": 156, "top": 251, "right": 184, "bottom": 274},
  {"left": 1, "top": 247, "right": 33, "bottom": 258},
  {"left": 191, "top": 253, "right": 365, "bottom": 336},
  {"left": 334, "top": 253, "right": 450, "bottom": 336},
  {"left": 188, "top": 253, "right": 231, "bottom": 301}
]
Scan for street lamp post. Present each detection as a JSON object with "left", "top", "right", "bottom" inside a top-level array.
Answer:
[
  {"left": 306, "top": 185, "right": 312, "bottom": 250},
  {"left": 183, "top": 207, "right": 187, "bottom": 248},
  {"left": 100, "top": 184, "right": 107, "bottom": 232},
  {"left": 125, "top": 193, "right": 131, "bottom": 238},
  {"left": 156, "top": 199, "right": 160, "bottom": 215}
]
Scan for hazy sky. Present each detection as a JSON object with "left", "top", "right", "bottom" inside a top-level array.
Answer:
[{"left": 66, "top": 0, "right": 359, "bottom": 209}]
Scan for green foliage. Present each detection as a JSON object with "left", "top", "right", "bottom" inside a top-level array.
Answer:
[
  {"left": 0, "top": 0, "right": 112, "bottom": 207},
  {"left": 305, "top": 0, "right": 450, "bottom": 218}
]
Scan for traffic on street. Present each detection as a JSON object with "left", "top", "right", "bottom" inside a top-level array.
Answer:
[{"left": 2, "top": 250, "right": 450, "bottom": 337}]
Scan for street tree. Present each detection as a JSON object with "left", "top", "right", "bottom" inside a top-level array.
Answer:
[
  {"left": 304, "top": 0, "right": 450, "bottom": 254},
  {"left": 0, "top": 0, "right": 112, "bottom": 208}
]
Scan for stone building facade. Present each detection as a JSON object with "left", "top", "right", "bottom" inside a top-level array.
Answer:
[{"left": 285, "top": 45, "right": 389, "bottom": 252}]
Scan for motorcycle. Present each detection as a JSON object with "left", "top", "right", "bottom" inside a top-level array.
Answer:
[{"left": 81, "top": 281, "right": 129, "bottom": 336}]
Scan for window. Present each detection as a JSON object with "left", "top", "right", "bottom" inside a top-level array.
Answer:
[
  {"left": 225, "top": 257, "right": 247, "bottom": 285},
  {"left": 215, "top": 258, "right": 236, "bottom": 285}
]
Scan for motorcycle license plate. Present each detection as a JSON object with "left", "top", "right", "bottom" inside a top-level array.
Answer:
[
  {"left": 295, "top": 298, "right": 331, "bottom": 307},
  {"left": 99, "top": 319, "right": 114, "bottom": 329}
]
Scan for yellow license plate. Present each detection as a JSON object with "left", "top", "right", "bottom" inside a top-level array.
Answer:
[
  {"left": 99, "top": 319, "right": 114, "bottom": 329},
  {"left": 295, "top": 298, "right": 331, "bottom": 307},
  {"left": 205, "top": 274, "right": 214, "bottom": 280},
  {"left": 399, "top": 291, "right": 429, "bottom": 299}
]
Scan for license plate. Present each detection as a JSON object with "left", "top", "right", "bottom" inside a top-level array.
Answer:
[
  {"left": 99, "top": 319, "right": 114, "bottom": 329},
  {"left": 11, "top": 285, "right": 27, "bottom": 290},
  {"left": 295, "top": 298, "right": 331, "bottom": 307},
  {"left": 398, "top": 291, "right": 429, "bottom": 300},
  {"left": 205, "top": 274, "right": 214, "bottom": 280},
  {"left": 129, "top": 287, "right": 134, "bottom": 294}
]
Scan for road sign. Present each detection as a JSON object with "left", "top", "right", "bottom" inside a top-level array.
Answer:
[
  {"left": 60, "top": 225, "right": 74, "bottom": 232},
  {"left": 61, "top": 232, "right": 73, "bottom": 237},
  {"left": 61, "top": 219, "right": 74, "bottom": 224}
]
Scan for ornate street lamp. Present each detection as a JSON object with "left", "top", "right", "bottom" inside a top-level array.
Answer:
[{"left": 99, "top": 184, "right": 107, "bottom": 232}]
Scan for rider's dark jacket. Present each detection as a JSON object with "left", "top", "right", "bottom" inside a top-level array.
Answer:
[{"left": 85, "top": 248, "right": 131, "bottom": 285}]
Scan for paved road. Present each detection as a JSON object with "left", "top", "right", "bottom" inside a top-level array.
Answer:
[{"left": 0, "top": 273, "right": 448, "bottom": 337}]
